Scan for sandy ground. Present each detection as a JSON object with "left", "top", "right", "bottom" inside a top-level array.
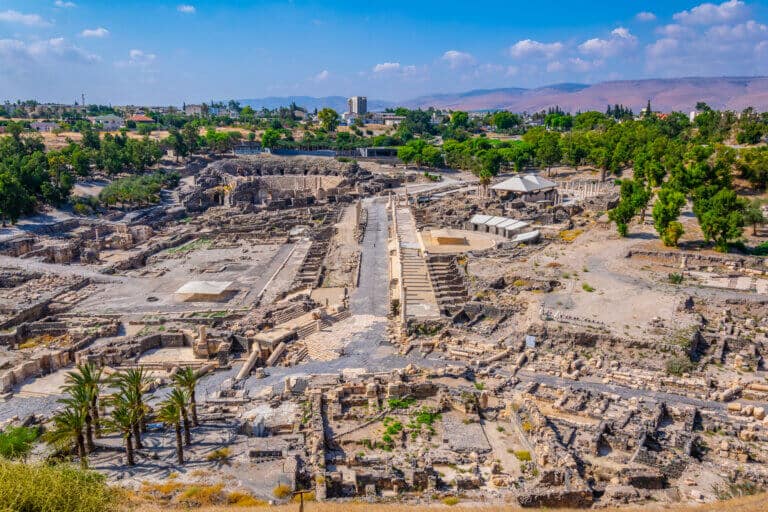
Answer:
[{"left": 516, "top": 222, "right": 697, "bottom": 338}]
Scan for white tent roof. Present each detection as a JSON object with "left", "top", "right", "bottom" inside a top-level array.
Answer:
[
  {"left": 513, "top": 230, "right": 540, "bottom": 243},
  {"left": 492, "top": 174, "right": 557, "bottom": 193},
  {"left": 175, "top": 281, "right": 233, "bottom": 296}
]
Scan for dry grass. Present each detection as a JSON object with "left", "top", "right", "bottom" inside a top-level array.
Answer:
[
  {"left": 122, "top": 493, "right": 768, "bottom": 511},
  {"left": 559, "top": 229, "right": 584, "bottom": 243}
]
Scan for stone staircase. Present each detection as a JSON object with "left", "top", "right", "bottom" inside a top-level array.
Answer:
[
  {"left": 427, "top": 255, "right": 469, "bottom": 309},
  {"left": 395, "top": 206, "right": 440, "bottom": 319}
]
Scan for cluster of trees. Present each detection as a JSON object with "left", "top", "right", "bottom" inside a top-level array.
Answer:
[
  {"left": 397, "top": 139, "right": 443, "bottom": 168},
  {"left": 612, "top": 142, "right": 765, "bottom": 252},
  {"left": 98, "top": 170, "right": 179, "bottom": 207},
  {"left": 46, "top": 364, "right": 201, "bottom": 469},
  {"left": 0, "top": 124, "right": 73, "bottom": 223}
]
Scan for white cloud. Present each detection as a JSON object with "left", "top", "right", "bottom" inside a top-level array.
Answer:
[
  {"left": 706, "top": 20, "right": 767, "bottom": 40},
  {"left": 509, "top": 39, "right": 564, "bottom": 58},
  {"left": 673, "top": 0, "right": 748, "bottom": 25},
  {"left": 568, "top": 57, "right": 602, "bottom": 72},
  {"left": 314, "top": 69, "right": 329, "bottom": 81},
  {"left": 646, "top": 38, "right": 680, "bottom": 58},
  {"left": 372, "top": 62, "right": 400, "bottom": 73},
  {"left": 441, "top": 50, "right": 475, "bottom": 69},
  {"left": 54, "top": 1, "right": 76, "bottom": 7},
  {"left": 0, "top": 10, "right": 51, "bottom": 27},
  {"left": 579, "top": 27, "right": 637, "bottom": 58},
  {"left": 80, "top": 27, "right": 109, "bottom": 38},
  {"left": 636, "top": 11, "right": 657, "bottom": 22},
  {"left": 656, "top": 24, "right": 695, "bottom": 38},
  {"left": 546, "top": 60, "right": 564, "bottom": 72},
  {"left": 177, "top": 4, "right": 196, "bottom": 14},
  {"left": 129, "top": 49, "right": 156, "bottom": 65},
  {"left": 115, "top": 49, "right": 157, "bottom": 69},
  {"left": 0, "top": 37, "right": 98, "bottom": 64}
]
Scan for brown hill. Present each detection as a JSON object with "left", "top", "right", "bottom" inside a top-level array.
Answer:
[{"left": 407, "top": 76, "right": 768, "bottom": 113}]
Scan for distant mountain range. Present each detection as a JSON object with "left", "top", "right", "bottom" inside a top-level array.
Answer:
[{"left": 237, "top": 77, "right": 768, "bottom": 114}]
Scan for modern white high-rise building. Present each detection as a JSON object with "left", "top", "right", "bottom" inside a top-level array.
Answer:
[{"left": 347, "top": 96, "right": 367, "bottom": 116}]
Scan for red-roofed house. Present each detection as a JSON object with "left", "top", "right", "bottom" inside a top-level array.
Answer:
[{"left": 128, "top": 114, "right": 154, "bottom": 123}]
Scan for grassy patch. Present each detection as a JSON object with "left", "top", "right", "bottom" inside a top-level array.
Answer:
[
  {"left": 0, "top": 460, "right": 116, "bottom": 512},
  {"left": 387, "top": 397, "right": 415, "bottom": 409},
  {"left": 0, "top": 425, "right": 39, "bottom": 459},
  {"left": 166, "top": 237, "right": 212, "bottom": 255}
]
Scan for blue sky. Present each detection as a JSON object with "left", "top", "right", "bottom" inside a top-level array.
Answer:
[{"left": 1, "top": 0, "right": 767, "bottom": 104}]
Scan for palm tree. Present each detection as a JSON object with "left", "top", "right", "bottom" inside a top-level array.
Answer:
[
  {"left": 61, "top": 384, "right": 95, "bottom": 453},
  {"left": 44, "top": 406, "right": 88, "bottom": 469},
  {"left": 173, "top": 367, "right": 201, "bottom": 426},
  {"left": 103, "top": 394, "right": 137, "bottom": 466},
  {"left": 168, "top": 387, "right": 192, "bottom": 446},
  {"left": 112, "top": 368, "right": 148, "bottom": 449},
  {"left": 157, "top": 401, "right": 184, "bottom": 464},
  {"left": 65, "top": 363, "right": 103, "bottom": 439}
]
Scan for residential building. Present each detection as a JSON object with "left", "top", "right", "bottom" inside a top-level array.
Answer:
[
  {"left": 128, "top": 114, "right": 154, "bottom": 124},
  {"left": 91, "top": 114, "right": 125, "bottom": 131},
  {"left": 348, "top": 96, "right": 367, "bottom": 116},
  {"left": 184, "top": 104, "right": 204, "bottom": 116},
  {"left": 382, "top": 113, "right": 406, "bottom": 127},
  {"left": 30, "top": 121, "right": 59, "bottom": 133}
]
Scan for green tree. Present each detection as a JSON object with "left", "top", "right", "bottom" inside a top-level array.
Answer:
[
  {"left": 173, "top": 367, "right": 201, "bottom": 427},
  {"left": 693, "top": 187, "right": 746, "bottom": 252},
  {"left": 64, "top": 364, "right": 103, "bottom": 440},
  {"left": 743, "top": 199, "right": 765, "bottom": 236},
  {"left": 44, "top": 406, "right": 88, "bottom": 469},
  {"left": 157, "top": 401, "right": 185, "bottom": 464},
  {"left": 450, "top": 111, "right": 470, "bottom": 129},
  {"left": 168, "top": 387, "right": 192, "bottom": 446},
  {"left": 261, "top": 128, "right": 281, "bottom": 149},
  {"left": 491, "top": 111, "right": 520, "bottom": 131},
  {"left": 536, "top": 131, "right": 562, "bottom": 176},
  {"left": 102, "top": 394, "right": 137, "bottom": 466},
  {"left": 653, "top": 187, "right": 687, "bottom": 246},
  {"left": 0, "top": 172, "right": 32, "bottom": 225},
  {"left": 318, "top": 108, "right": 340, "bottom": 132},
  {"left": 608, "top": 179, "right": 651, "bottom": 236},
  {"left": 111, "top": 368, "right": 148, "bottom": 449}
]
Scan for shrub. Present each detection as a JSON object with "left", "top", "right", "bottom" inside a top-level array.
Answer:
[
  {"left": 752, "top": 241, "right": 768, "bottom": 256},
  {"left": 206, "top": 447, "right": 231, "bottom": 463},
  {"left": 442, "top": 496, "right": 460, "bottom": 506},
  {"left": 273, "top": 484, "right": 292, "bottom": 499},
  {"left": 514, "top": 450, "right": 532, "bottom": 461},
  {"left": 177, "top": 484, "right": 226, "bottom": 507},
  {"left": 662, "top": 221, "right": 685, "bottom": 247},
  {"left": 228, "top": 491, "right": 267, "bottom": 507},
  {"left": 0, "top": 460, "right": 116, "bottom": 512},
  {"left": 291, "top": 491, "right": 316, "bottom": 503},
  {"left": 666, "top": 356, "right": 696, "bottom": 376},
  {"left": 582, "top": 283, "right": 595, "bottom": 292},
  {"left": 669, "top": 272, "right": 684, "bottom": 284},
  {"left": 559, "top": 229, "right": 583, "bottom": 242},
  {"left": 0, "top": 425, "right": 39, "bottom": 459}
]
